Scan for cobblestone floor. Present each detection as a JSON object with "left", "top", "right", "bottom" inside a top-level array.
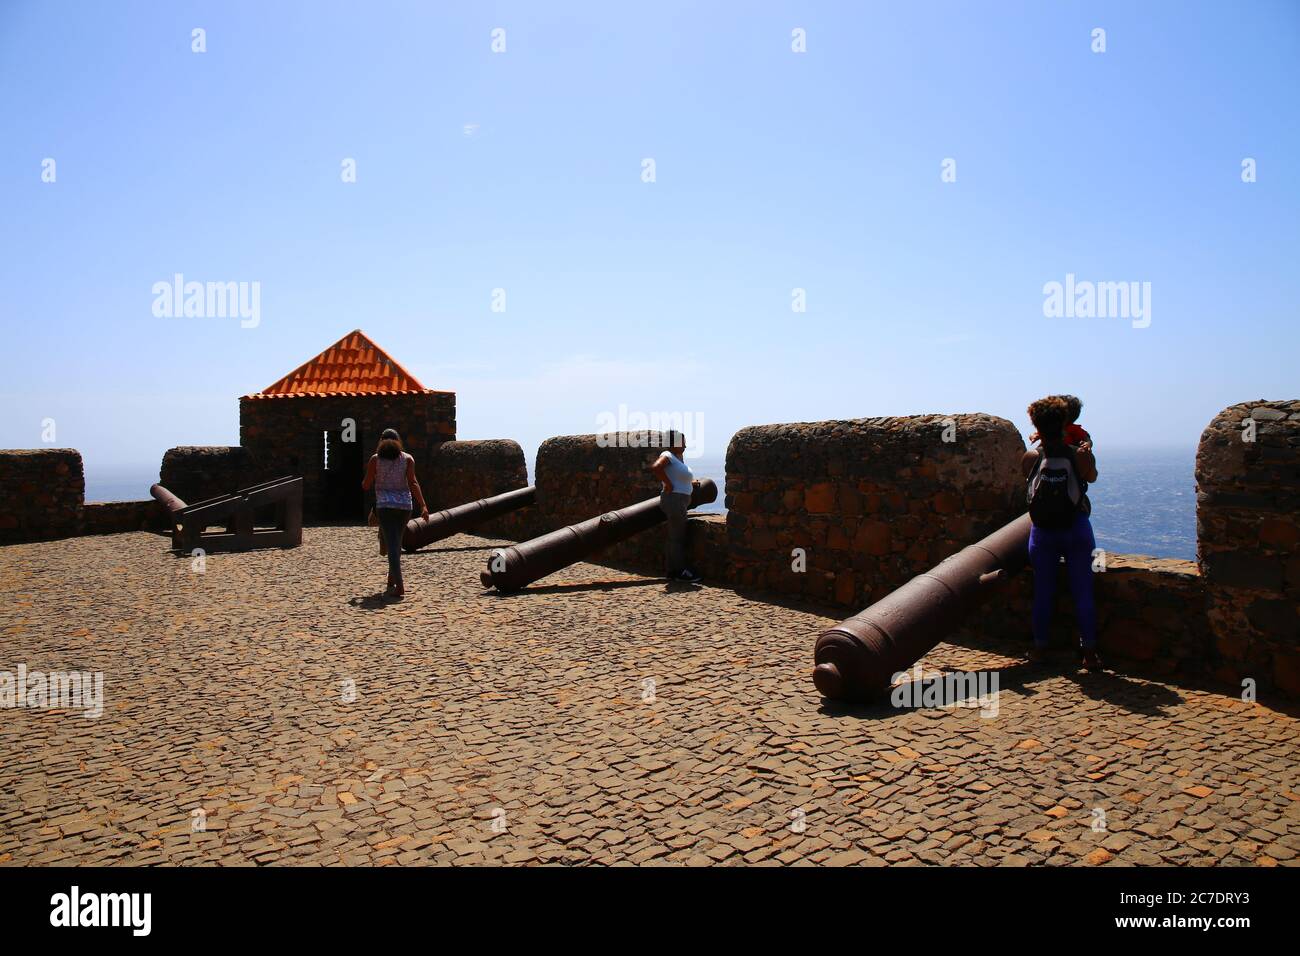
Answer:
[{"left": 1, "top": 527, "right": 1297, "bottom": 866}]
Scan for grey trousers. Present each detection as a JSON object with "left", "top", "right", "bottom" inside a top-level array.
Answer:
[
  {"left": 377, "top": 507, "right": 411, "bottom": 585},
  {"left": 659, "top": 491, "right": 691, "bottom": 576}
]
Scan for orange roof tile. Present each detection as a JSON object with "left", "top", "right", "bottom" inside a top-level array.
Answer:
[{"left": 244, "top": 330, "right": 436, "bottom": 399}]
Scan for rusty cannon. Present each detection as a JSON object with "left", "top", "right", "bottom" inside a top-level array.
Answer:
[
  {"left": 402, "top": 486, "right": 537, "bottom": 552},
  {"left": 150, "top": 482, "right": 188, "bottom": 518},
  {"left": 151, "top": 478, "right": 303, "bottom": 553},
  {"left": 480, "top": 478, "right": 718, "bottom": 592},
  {"left": 812, "top": 513, "right": 1031, "bottom": 702}
]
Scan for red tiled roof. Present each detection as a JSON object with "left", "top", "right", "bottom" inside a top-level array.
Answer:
[{"left": 244, "top": 330, "right": 435, "bottom": 399}]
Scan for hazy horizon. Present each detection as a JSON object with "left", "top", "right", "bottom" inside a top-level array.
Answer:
[{"left": 74, "top": 439, "right": 1203, "bottom": 477}]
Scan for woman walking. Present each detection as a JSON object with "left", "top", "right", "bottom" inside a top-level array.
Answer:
[
  {"left": 361, "top": 428, "right": 429, "bottom": 598},
  {"left": 1022, "top": 396, "right": 1102, "bottom": 669}
]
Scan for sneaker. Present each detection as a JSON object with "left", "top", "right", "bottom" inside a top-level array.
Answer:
[
  {"left": 1081, "top": 649, "right": 1104, "bottom": 672},
  {"left": 675, "top": 569, "right": 702, "bottom": 583}
]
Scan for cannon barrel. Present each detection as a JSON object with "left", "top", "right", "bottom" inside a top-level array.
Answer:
[
  {"left": 812, "top": 513, "right": 1031, "bottom": 702},
  {"left": 402, "top": 486, "right": 536, "bottom": 552},
  {"left": 150, "top": 483, "right": 188, "bottom": 516},
  {"left": 480, "top": 479, "right": 718, "bottom": 592}
]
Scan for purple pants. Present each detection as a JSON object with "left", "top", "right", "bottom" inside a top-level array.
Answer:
[{"left": 1028, "top": 513, "right": 1097, "bottom": 649}]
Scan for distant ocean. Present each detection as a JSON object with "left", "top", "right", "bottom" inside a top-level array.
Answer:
[
  {"left": 85, "top": 447, "right": 1198, "bottom": 561},
  {"left": 1084, "top": 447, "right": 1198, "bottom": 561},
  {"left": 84, "top": 466, "right": 161, "bottom": 505}
]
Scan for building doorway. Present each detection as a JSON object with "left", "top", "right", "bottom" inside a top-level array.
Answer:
[{"left": 322, "top": 427, "right": 366, "bottom": 521}]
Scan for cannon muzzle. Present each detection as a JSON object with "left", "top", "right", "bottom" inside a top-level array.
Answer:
[
  {"left": 402, "top": 486, "right": 536, "bottom": 552},
  {"left": 481, "top": 479, "right": 718, "bottom": 592},
  {"left": 813, "top": 513, "right": 1031, "bottom": 702},
  {"left": 150, "top": 483, "right": 188, "bottom": 517}
]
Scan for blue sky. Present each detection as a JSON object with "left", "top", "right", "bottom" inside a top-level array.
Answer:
[{"left": 2, "top": 0, "right": 1297, "bottom": 477}]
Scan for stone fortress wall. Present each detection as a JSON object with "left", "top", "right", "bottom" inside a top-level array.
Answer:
[
  {"left": 1196, "top": 401, "right": 1300, "bottom": 693},
  {"left": 0, "top": 449, "right": 85, "bottom": 544},
  {"left": 1, "top": 399, "right": 1295, "bottom": 698},
  {"left": 159, "top": 446, "right": 254, "bottom": 504},
  {"left": 426, "top": 439, "right": 531, "bottom": 539},
  {"left": 721, "top": 415, "right": 1024, "bottom": 607},
  {"left": 490, "top": 402, "right": 1299, "bottom": 699}
]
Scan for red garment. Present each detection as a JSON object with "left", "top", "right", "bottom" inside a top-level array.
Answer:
[{"left": 1065, "top": 423, "right": 1091, "bottom": 446}]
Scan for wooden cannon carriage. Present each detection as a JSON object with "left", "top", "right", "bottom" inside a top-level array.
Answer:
[{"left": 151, "top": 477, "right": 303, "bottom": 553}]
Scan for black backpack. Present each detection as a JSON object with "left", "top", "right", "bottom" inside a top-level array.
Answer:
[{"left": 1027, "top": 446, "right": 1088, "bottom": 530}]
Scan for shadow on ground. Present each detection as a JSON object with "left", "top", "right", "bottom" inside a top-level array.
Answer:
[
  {"left": 816, "top": 659, "right": 1185, "bottom": 720},
  {"left": 488, "top": 578, "right": 685, "bottom": 596},
  {"left": 348, "top": 592, "right": 403, "bottom": 610}
]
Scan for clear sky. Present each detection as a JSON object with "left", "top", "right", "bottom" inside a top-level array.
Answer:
[{"left": 2, "top": 0, "right": 1297, "bottom": 475}]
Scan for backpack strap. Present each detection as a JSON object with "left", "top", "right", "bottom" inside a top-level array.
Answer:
[
  {"left": 1027, "top": 447, "right": 1045, "bottom": 482},
  {"left": 1063, "top": 443, "right": 1091, "bottom": 514}
]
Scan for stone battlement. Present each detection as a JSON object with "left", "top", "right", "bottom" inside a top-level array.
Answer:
[{"left": 1, "top": 399, "right": 1295, "bottom": 698}]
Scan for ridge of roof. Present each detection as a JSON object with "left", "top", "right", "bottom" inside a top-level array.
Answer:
[{"left": 243, "top": 330, "right": 435, "bottom": 399}]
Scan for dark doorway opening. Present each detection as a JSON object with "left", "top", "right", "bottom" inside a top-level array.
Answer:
[{"left": 323, "top": 427, "right": 365, "bottom": 521}]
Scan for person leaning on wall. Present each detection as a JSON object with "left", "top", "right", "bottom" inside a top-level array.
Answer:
[{"left": 650, "top": 431, "right": 702, "bottom": 584}]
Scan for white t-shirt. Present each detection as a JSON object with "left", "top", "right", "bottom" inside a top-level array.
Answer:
[{"left": 660, "top": 451, "right": 694, "bottom": 495}]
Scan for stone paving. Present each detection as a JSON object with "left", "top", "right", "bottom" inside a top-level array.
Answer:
[{"left": 1, "top": 527, "right": 1297, "bottom": 867}]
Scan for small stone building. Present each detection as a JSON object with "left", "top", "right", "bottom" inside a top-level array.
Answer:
[{"left": 239, "top": 330, "right": 455, "bottom": 519}]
